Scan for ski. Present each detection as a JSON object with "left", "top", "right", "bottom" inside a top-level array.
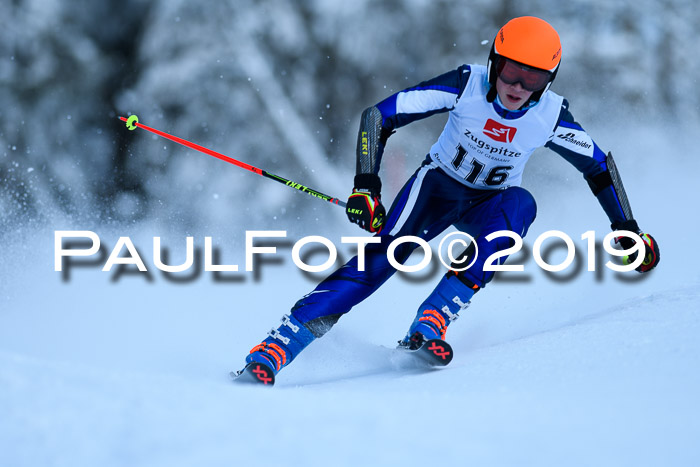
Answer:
[
  {"left": 230, "top": 362, "right": 276, "bottom": 386},
  {"left": 412, "top": 338, "right": 454, "bottom": 366},
  {"left": 398, "top": 333, "right": 454, "bottom": 366}
]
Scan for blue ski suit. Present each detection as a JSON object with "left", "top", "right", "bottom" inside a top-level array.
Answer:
[{"left": 291, "top": 64, "right": 630, "bottom": 338}]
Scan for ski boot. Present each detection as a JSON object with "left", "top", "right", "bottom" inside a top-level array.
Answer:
[
  {"left": 399, "top": 272, "right": 479, "bottom": 350},
  {"left": 234, "top": 313, "right": 315, "bottom": 386}
]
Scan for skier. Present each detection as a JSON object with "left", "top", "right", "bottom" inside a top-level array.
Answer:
[{"left": 236, "top": 16, "right": 660, "bottom": 383}]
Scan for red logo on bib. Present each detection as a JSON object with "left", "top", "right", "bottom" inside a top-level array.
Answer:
[{"left": 483, "top": 119, "right": 517, "bottom": 143}]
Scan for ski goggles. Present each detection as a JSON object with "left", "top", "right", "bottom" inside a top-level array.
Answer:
[{"left": 495, "top": 57, "right": 552, "bottom": 92}]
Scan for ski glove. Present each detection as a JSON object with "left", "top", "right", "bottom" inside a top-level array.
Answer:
[
  {"left": 612, "top": 220, "right": 660, "bottom": 273},
  {"left": 346, "top": 173, "right": 385, "bottom": 233}
]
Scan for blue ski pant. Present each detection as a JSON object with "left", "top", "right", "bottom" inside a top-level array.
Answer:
[{"left": 291, "top": 158, "right": 537, "bottom": 330}]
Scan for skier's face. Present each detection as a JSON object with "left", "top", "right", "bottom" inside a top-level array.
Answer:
[{"left": 496, "top": 77, "right": 534, "bottom": 110}]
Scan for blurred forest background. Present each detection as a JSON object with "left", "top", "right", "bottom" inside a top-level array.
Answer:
[{"left": 1, "top": 0, "right": 698, "bottom": 238}]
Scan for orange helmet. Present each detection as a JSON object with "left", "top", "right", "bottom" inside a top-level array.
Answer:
[{"left": 487, "top": 17, "right": 562, "bottom": 105}]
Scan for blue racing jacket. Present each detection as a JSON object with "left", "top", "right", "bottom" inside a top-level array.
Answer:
[{"left": 357, "top": 64, "right": 630, "bottom": 226}]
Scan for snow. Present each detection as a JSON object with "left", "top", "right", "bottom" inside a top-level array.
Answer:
[
  {"left": 1, "top": 120, "right": 700, "bottom": 466},
  {"left": 1, "top": 263, "right": 699, "bottom": 466}
]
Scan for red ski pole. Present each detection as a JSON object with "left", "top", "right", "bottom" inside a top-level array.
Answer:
[{"left": 119, "top": 115, "right": 346, "bottom": 208}]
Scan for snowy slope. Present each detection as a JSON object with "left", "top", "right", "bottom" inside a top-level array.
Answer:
[
  {"left": 1, "top": 268, "right": 698, "bottom": 467},
  {"left": 1, "top": 123, "right": 699, "bottom": 467}
]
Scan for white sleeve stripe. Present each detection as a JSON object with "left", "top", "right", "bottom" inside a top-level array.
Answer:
[
  {"left": 550, "top": 127, "right": 595, "bottom": 157},
  {"left": 396, "top": 89, "right": 456, "bottom": 115}
]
